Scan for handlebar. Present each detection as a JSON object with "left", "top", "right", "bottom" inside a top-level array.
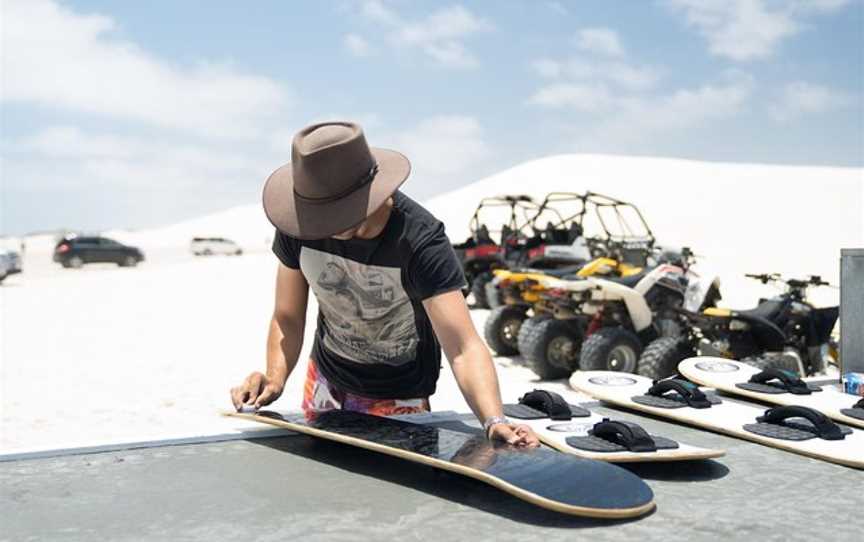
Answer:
[
  {"left": 744, "top": 273, "right": 781, "bottom": 284},
  {"left": 745, "top": 273, "right": 833, "bottom": 288}
]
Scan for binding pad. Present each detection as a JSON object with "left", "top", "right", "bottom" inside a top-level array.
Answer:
[
  {"left": 743, "top": 405, "right": 852, "bottom": 442},
  {"left": 840, "top": 398, "right": 864, "bottom": 421},
  {"left": 631, "top": 379, "right": 720, "bottom": 409},
  {"left": 566, "top": 419, "right": 679, "bottom": 453},
  {"left": 503, "top": 389, "right": 591, "bottom": 420},
  {"left": 735, "top": 368, "right": 822, "bottom": 395}
]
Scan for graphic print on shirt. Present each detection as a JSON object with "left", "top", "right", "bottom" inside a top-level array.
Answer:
[{"left": 300, "top": 247, "right": 419, "bottom": 366}]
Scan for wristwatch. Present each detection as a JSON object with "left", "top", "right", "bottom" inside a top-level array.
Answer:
[{"left": 482, "top": 416, "right": 509, "bottom": 439}]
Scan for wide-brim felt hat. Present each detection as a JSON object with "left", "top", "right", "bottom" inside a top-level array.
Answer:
[{"left": 262, "top": 121, "right": 411, "bottom": 240}]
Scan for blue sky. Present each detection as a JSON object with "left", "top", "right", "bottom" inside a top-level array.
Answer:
[{"left": 2, "top": 0, "right": 862, "bottom": 235}]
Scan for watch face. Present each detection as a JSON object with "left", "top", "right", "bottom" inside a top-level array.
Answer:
[{"left": 484, "top": 417, "right": 508, "bottom": 431}]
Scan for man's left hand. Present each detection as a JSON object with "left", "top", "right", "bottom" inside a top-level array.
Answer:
[{"left": 488, "top": 423, "right": 540, "bottom": 448}]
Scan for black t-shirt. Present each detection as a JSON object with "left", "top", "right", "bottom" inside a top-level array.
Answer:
[{"left": 272, "top": 191, "right": 467, "bottom": 399}]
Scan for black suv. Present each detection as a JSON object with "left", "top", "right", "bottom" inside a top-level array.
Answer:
[{"left": 53, "top": 236, "right": 145, "bottom": 268}]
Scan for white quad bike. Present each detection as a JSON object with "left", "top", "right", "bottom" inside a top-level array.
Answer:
[{"left": 518, "top": 251, "right": 721, "bottom": 380}]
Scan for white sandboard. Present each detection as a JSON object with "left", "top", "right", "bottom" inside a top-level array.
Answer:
[
  {"left": 679, "top": 357, "right": 864, "bottom": 430},
  {"left": 504, "top": 393, "right": 724, "bottom": 463},
  {"left": 569, "top": 371, "right": 864, "bottom": 469}
]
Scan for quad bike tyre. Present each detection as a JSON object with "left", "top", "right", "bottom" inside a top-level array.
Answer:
[
  {"left": 520, "top": 318, "right": 581, "bottom": 380},
  {"left": 485, "top": 279, "right": 504, "bottom": 310},
  {"left": 637, "top": 336, "right": 695, "bottom": 380},
  {"left": 654, "top": 317, "right": 683, "bottom": 338},
  {"left": 484, "top": 305, "right": 527, "bottom": 356},
  {"left": 516, "top": 313, "right": 553, "bottom": 356},
  {"left": 580, "top": 327, "right": 643, "bottom": 373},
  {"left": 742, "top": 353, "right": 802, "bottom": 374},
  {"left": 471, "top": 272, "right": 494, "bottom": 309}
]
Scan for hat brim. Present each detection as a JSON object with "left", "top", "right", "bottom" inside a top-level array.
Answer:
[{"left": 262, "top": 147, "right": 410, "bottom": 240}]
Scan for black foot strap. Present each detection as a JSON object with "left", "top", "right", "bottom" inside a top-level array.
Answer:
[
  {"left": 565, "top": 418, "right": 681, "bottom": 454},
  {"left": 840, "top": 398, "right": 864, "bottom": 421},
  {"left": 736, "top": 368, "right": 820, "bottom": 395},
  {"left": 743, "top": 405, "right": 851, "bottom": 441},
  {"left": 505, "top": 389, "right": 589, "bottom": 420},
  {"left": 632, "top": 378, "right": 718, "bottom": 409}
]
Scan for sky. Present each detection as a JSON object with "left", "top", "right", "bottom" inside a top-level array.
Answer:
[{"left": 1, "top": 0, "right": 862, "bottom": 236}]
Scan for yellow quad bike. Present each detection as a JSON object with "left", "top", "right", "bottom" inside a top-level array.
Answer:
[{"left": 482, "top": 257, "right": 642, "bottom": 357}]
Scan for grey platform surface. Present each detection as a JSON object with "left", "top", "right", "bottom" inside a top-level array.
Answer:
[{"left": 2, "top": 407, "right": 862, "bottom": 542}]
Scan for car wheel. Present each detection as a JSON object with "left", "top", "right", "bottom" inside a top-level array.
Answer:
[
  {"left": 120, "top": 255, "right": 138, "bottom": 267},
  {"left": 68, "top": 256, "right": 84, "bottom": 269},
  {"left": 202, "top": 249, "right": 212, "bottom": 256}
]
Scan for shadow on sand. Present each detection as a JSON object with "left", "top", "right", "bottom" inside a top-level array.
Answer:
[
  {"left": 247, "top": 434, "right": 654, "bottom": 528},
  {"left": 620, "top": 459, "right": 730, "bottom": 482}
]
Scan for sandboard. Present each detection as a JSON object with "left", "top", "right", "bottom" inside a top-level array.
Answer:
[
  {"left": 569, "top": 371, "right": 864, "bottom": 469},
  {"left": 678, "top": 357, "right": 864, "bottom": 430},
  {"left": 503, "top": 389, "right": 724, "bottom": 463},
  {"left": 226, "top": 409, "right": 655, "bottom": 518}
]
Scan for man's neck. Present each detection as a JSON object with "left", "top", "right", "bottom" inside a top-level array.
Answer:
[{"left": 354, "top": 197, "right": 394, "bottom": 239}]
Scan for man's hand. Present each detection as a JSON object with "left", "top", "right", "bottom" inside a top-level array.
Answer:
[
  {"left": 230, "top": 371, "right": 284, "bottom": 411},
  {"left": 488, "top": 423, "right": 540, "bottom": 448}
]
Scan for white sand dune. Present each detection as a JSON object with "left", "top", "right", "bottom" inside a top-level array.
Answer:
[
  {"left": 1, "top": 154, "right": 861, "bottom": 455},
  {"left": 425, "top": 154, "right": 863, "bottom": 308}
]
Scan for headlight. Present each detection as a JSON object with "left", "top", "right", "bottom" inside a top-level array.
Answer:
[{"left": 729, "top": 319, "right": 750, "bottom": 331}]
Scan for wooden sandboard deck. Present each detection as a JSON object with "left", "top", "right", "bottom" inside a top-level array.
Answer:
[
  {"left": 569, "top": 371, "right": 864, "bottom": 470},
  {"left": 678, "top": 357, "right": 864, "bottom": 429}
]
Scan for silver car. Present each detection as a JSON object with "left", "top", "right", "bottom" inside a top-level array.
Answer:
[{"left": 0, "top": 249, "right": 22, "bottom": 282}]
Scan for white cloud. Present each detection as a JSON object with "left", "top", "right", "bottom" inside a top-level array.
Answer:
[
  {"left": 604, "top": 63, "right": 660, "bottom": 90},
  {"left": 575, "top": 28, "right": 626, "bottom": 57},
  {"left": 361, "top": 0, "right": 400, "bottom": 25},
  {"left": 387, "top": 116, "right": 490, "bottom": 179},
  {"left": 7, "top": 126, "right": 263, "bottom": 190},
  {"left": 344, "top": 33, "right": 372, "bottom": 57},
  {"left": 527, "top": 84, "right": 614, "bottom": 112},
  {"left": 531, "top": 59, "right": 564, "bottom": 78},
  {"left": 791, "top": 0, "right": 851, "bottom": 13},
  {"left": 579, "top": 80, "right": 753, "bottom": 148},
  {"left": 529, "top": 58, "right": 660, "bottom": 91},
  {"left": 2, "top": 0, "right": 290, "bottom": 139},
  {"left": 770, "top": 81, "right": 853, "bottom": 121},
  {"left": 421, "top": 41, "right": 478, "bottom": 69},
  {"left": 397, "top": 5, "right": 492, "bottom": 44},
  {"left": 548, "top": 2, "right": 570, "bottom": 15},
  {"left": 667, "top": 0, "right": 850, "bottom": 61},
  {"left": 358, "top": 2, "right": 492, "bottom": 69}
]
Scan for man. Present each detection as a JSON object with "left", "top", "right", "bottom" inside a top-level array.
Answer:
[{"left": 230, "top": 121, "right": 538, "bottom": 446}]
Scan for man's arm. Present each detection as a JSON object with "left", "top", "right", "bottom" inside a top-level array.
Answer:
[
  {"left": 230, "top": 263, "right": 309, "bottom": 410},
  {"left": 423, "top": 290, "right": 538, "bottom": 447}
]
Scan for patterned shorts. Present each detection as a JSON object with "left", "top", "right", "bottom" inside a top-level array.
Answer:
[{"left": 301, "top": 359, "right": 430, "bottom": 420}]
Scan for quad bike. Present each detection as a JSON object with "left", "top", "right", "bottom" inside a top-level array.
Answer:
[
  {"left": 482, "top": 255, "right": 644, "bottom": 358},
  {"left": 483, "top": 191, "right": 655, "bottom": 311},
  {"left": 451, "top": 195, "right": 539, "bottom": 308},
  {"left": 518, "top": 248, "right": 721, "bottom": 380},
  {"left": 480, "top": 191, "right": 602, "bottom": 309},
  {"left": 638, "top": 273, "right": 840, "bottom": 379}
]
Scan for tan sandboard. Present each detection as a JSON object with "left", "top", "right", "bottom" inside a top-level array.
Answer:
[
  {"left": 504, "top": 393, "right": 724, "bottom": 463},
  {"left": 569, "top": 371, "right": 864, "bottom": 470},
  {"left": 679, "top": 357, "right": 864, "bottom": 430},
  {"left": 225, "top": 409, "right": 655, "bottom": 519}
]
